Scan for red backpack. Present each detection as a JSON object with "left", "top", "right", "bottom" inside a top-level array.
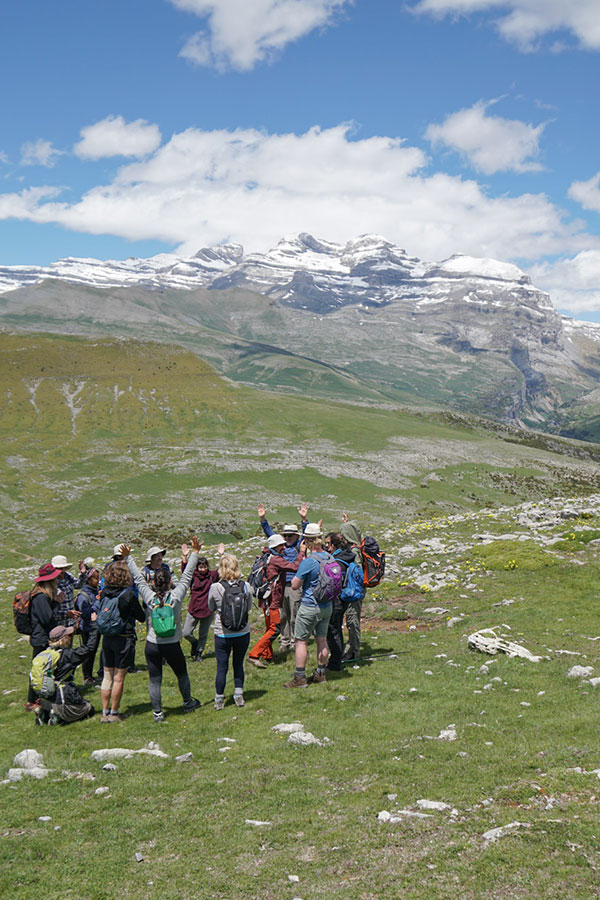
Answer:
[
  {"left": 360, "top": 537, "right": 386, "bottom": 588},
  {"left": 13, "top": 590, "right": 34, "bottom": 634}
]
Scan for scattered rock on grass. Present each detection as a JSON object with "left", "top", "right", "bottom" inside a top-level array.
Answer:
[
  {"left": 482, "top": 822, "right": 531, "bottom": 844},
  {"left": 568, "top": 666, "right": 594, "bottom": 679},
  {"left": 272, "top": 723, "right": 304, "bottom": 734},
  {"left": 288, "top": 731, "right": 326, "bottom": 747}
]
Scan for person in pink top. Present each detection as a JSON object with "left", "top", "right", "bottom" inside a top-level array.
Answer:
[{"left": 181, "top": 541, "right": 224, "bottom": 661}]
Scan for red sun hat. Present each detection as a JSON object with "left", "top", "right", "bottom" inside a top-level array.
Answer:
[{"left": 35, "top": 563, "right": 62, "bottom": 583}]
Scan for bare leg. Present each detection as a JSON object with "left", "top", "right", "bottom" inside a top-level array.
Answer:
[
  {"left": 295, "top": 639, "right": 308, "bottom": 670},
  {"left": 101, "top": 667, "right": 114, "bottom": 712},
  {"left": 316, "top": 635, "right": 329, "bottom": 668},
  {"left": 110, "top": 668, "right": 128, "bottom": 712}
]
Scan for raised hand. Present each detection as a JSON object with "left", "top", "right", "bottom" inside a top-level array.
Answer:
[
  {"left": 217, "top": 542, "right": 225, "bottom": 556},
  {"left": 297, "top": 501, "right": 309, "bottom": 519},
  {"left": 190, "top": 536, "right": 203, "bottom": 553},
  {"left": 341, "top": 512, "right": 349, "bottom": 523},
  {"left": 181, "top": 542, "right": 189, "bottom": 560},
  {"left": 78, "top": 559, "right": 86, "bottom": 574},
  {"left": 119, "top": 543, "right": 131, "bottom": 558},
  {"left": 257, "top": 503, "right": 266, "bottom": 519}
]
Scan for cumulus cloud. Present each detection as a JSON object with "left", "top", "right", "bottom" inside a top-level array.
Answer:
[
  {"left": 0, "top": 123, "right": 594, "bottom": 270},
  {"left": 171, "top": 0, "right": 352, "bottom": 70},
  {"left": 20, "top": 139, "right": 63, "bottom": 168},
  {"left": 411, "top": 0, "right": 600, "bottom": 51},
  {"left": 569, "top": 171, "right": 600, "bottom": 214},
  {"left": 530, "top": 251, "right": 600, "bottom": 314},
  {"left": 74, "top": 115, "right": 162, "bottom": 160},
  {"left": 426, "top": 100, "right": 546, "bottom": 174}
]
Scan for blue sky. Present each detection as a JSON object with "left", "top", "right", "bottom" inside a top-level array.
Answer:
[{"left": 1, "top": 0, "right": 600, "bottom": 316}]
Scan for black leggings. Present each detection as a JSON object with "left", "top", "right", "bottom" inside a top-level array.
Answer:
[
  {"left": 144, "top": 641, "right": 191, "bottom": 713},
  {"left": 214, "top": 633, "right": 250, "bottom": 695}
]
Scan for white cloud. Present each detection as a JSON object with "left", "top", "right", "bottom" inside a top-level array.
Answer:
[
  {"left": 411, "top": 0, "right": 600, "bottom": 51},
  {"left": 425, "top": 100, "right": 545, "bottom": 174},
  {"left": 171, "top": 0, "right": 352, "bottom": 70},
  {"left": 0, "top": 124, "right": 594, "bottom": 271},
  {"left": 569, "top": 171, "right": 600, "bottom": 214},
  {"left": 20, "top": 139, "right": 63, "bottom": 168},
  {"left": 529, "top": 251, "right": 600, "bottom": 314},
  {"left": 74, "top": 115, "right": 162, "bottom": 160}
]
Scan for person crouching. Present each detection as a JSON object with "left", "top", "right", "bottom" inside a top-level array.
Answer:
[{"left": 30, "top": 622, "right": 98, "bottom": 725}]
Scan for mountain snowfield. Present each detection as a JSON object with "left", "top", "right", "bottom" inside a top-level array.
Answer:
[{"left": 0, "top": 232, "right": 555, "bottom": 317}]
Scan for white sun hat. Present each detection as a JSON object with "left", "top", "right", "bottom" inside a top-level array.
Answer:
[{"left": 51, "top": 554, "right": 72, "bottom": 569}]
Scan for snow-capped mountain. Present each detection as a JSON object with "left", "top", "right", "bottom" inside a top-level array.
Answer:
[{"left": 0, "top": 232, "right": 551, "bottom": 318}]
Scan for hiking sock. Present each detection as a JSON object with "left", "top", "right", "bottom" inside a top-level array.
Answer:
[
  {"left": 102, "top": 708, "right": 109, "bottom": 717},
  {"left": 233, "top": 687, "right": 243, "bottom": 697},
  {"left": 316, "top": 666, "right": 326, "bottom": 677},
  {"left": 110, "top": 709, "right": 119, "bottom": 716},
  {"left": 215, "top": 693, "right": 225, "bottom": 703},
  {"left": 295, "top": 667, "right": 306, "bottom": 679},
  {"left": 177, "top": 673, "right": 192, "bottom": 703}
]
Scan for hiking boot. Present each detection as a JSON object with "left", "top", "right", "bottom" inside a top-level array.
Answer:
[
  {"left": 233, "top": 693, "right": 245, "bottom": 707},
  {"left": 283, "top": 674, "right": 308, "bottom": 688},
  {"left": 106, "top": 712, "right": 128, "bottom": 722},
  {"left": 183, "top": 698, "right": 202, "bottom": 712},
  {"left": 35, "top": 708, "right": 49, "bottom": 726},
  {"left": 25, "top": 701, "right": 41, "bottom": 712},
  {"left": 312, "top": 670, "right": 327, "bottom": 683},
  {"left": 214, "top": 697, "right": 225, "bottom": 711},
  {"left": 83, "top": 677, "right": 96, "bottom": 686},
  {"left": 153, "top": 711, "right": 166, "bottom": 723},
  {"left": 248, "top": 656, "right": 267, "bottom": 669}
]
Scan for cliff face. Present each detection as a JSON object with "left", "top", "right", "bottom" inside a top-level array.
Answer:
[{"left": 1, "top": 232, "right": 600, "bottom": 436}]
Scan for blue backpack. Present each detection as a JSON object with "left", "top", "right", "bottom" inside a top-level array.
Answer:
[
  {"left": 97, "top": 589, "right": 127, "bottom": 635},
  {"left": 340, "top": 560, "right": 366, "bottom": 602}
]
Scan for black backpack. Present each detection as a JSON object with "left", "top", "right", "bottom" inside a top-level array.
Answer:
[
  {"left": 247, "top": 549, "right": 273, "bottom": 601},
  {"left": 360, "top": 536, "right": 386, "bottom": 588},
  {"left": 219, "top": 580, "right": 248, "bottom": 631}
]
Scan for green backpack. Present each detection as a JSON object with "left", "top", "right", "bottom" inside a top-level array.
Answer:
[
  {"left": 151, "top": 592, "right": 177, "bottom": 638},
  {"left": 30, "top": 648, "right": 62, "bottom": 698}
]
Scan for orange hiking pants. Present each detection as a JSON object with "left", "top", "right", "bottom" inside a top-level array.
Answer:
[{"left": 249, "top": 608, "right": 281, "bottom": 661}]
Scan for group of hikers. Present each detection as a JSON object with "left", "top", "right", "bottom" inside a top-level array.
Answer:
[{"left": 17, "top": 504, "right": 385, "bottom": 725}]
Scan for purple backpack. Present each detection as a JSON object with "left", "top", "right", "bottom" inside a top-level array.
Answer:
[{"left": 314, "top": 554, "right": 343, "bottom": 604}]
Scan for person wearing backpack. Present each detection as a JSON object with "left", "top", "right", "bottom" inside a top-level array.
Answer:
[
  {"left": 181, "top": 542, "right": 224, "bottom": 661},
  {"left": 98, "top": 559, "right": 145, "bottom": 722},
  {"left": 25, "top": 562, "right": 63, "bottom": 709},
  {"left": 75, "top": 567, "right": 102, "bottom": 685},
  {"left": 121, "top": 539, "right": 203, "bottom": 723},
  {"left": 258, "top": 502, "right": 309, "bottom": 651},
  {"left": 30, "top": 621, "right": 98, "bottom": 725},
  {"left": 324, "top": 532, "right": 364, "bottom": 670},
  {"left": 208, "top": 554, "right": 253, "bottom": 710},
  {"left": 247, "top": 534, "right": 306, "bottom": 668},
  {"left": 283, "top": 524, "right": 342, "bottom": 688}
]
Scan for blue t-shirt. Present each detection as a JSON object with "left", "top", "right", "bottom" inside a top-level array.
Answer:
[{"left": 296, "top": 551, "right": 329, "bottom": 605}]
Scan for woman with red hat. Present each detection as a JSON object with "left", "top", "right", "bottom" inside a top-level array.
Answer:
[{"left": 25, "top": 562, "right": 63, "bottom": 709}]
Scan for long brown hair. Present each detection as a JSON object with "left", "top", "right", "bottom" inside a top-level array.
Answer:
[
  {"left": 34, "top": 580, "right": 57, "bottom": 601},
  {"left": 103, "top": 561, "right": 133, "bottom": 590}
]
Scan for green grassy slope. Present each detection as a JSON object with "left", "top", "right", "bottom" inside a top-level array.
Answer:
[{"left": 1, "top": 330, "right": 600, "bottom": 574}]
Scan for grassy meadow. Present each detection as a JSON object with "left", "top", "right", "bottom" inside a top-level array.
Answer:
[{"left": 2, "top": 331, "right": 600, "bottom": 898}]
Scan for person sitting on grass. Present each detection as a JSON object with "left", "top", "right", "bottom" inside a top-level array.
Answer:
[
  {"left": 208, "top": 554, "right": 253, "bottom": 710},
  {"left": 121, "top": 539, "right": 203, "bottom": 723},
  {"left": 99, "top": 560, "right": 145, "bottom": 723},
  {"left": 31, "top": 621, "right": 99, "bottom": 725},
  {"left": 247, "top": 534, "right": 305, "bottom": 668},
  {"left": 181, "top": 541, "right": 224, "bottom": 662}
]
